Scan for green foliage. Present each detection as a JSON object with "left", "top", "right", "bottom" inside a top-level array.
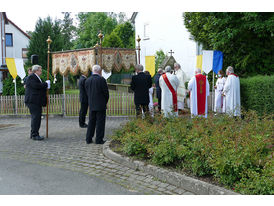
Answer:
[
  {"left": 102, "top": 21, "right": 135, "bottom": 49},
  {"left": 75, "top": 12, "right": 117, "bottom": 49},
  {"left": 102, "top": 32, "right": 124, "bottom": 48},
  {"left": 183, "top": 12, "right": 274, "bottom": 77},
  {"left": 240, "top": 75, "right": 274, "bottom": 115},
  {"left": 26, "top": 16, "right": 67, "bottom": 94},
  {"left": 2, "top": 73, "right": 26, "bottom": 95},
  {"left": 111, "top": 112, "right": 274, "bottom": 194},
  {"left": 61, "top": 12, "right": 76, "bottom": 50},
  {"left": 155, "top": 50, "right": 167, "bottom": 75}
]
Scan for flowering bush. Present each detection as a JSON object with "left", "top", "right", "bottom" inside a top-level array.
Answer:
[{"left": 111, "top": 112, "right": 274, "bottom": 195}]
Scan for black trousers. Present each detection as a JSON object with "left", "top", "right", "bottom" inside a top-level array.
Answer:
[
  {"left": 136, "top": 104, "right": 149, "bottom": 117},
  {"left": 156, "top": 89, "right": 161, "bottom": 111},
  {"left": 86, "top": 110, "right": 106, "bottom": 143},
  {"left": 26, "top": 103, "right": 42, "bottom": 137},
  {"left": 79, "top": 102, "right": 88, "bottom": 126}
]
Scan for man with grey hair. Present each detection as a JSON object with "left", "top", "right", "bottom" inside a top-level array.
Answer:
[
  {"left": 85, "top": 65, "right": 109, "bottom": 144},
  {"left": 223, "top": 66, "right": 241, "bottom": 117},
  {"left": 154, "top": 67, "right": 163, "bottom": 112},
  {"left": 25, "top": 65, "right": 50, "bottom": 140},
  {"left": 188, "top": 68, "right": 210, "bottom": 118},
  {"left": 130, "top": 64, "right": 152, "bottom": 117},
  {"left": 159, "top": 65, "right": 179, "bottom": 117},
  {"left": 174, "top": 63, "right": 187, "bottom": 112}
]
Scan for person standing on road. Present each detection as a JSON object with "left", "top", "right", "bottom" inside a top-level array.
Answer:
[
  {"left": 79, "top": 73, "right": 89, "bottom": 128},
  {"left": 85, "top": 65, "right": 109, "bottom": 144},
  {"left": 25, "top": 65, "right": 50, "bottom": 140}
]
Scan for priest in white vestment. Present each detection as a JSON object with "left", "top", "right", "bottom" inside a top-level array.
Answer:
[
  {"left": 159, "top": 66, "right": 179, "bottom": 118},
  {"left": 223, "top": 66, "right": 241, "bottom": 117},
  {"left": 174, "top": 63, "right": 187, "bottom": 111},
  {"left": 214, "top": 70, "right": 226, "bottom": 113},
  {"left": 188, "top": 68, "right": 210, "bottom": 118}
]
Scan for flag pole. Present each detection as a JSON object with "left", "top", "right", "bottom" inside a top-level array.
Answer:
[
  {"left": 212, "top": 71, "right": 214, "bottom": 112},
  {"left": 46, "top": 36, "right": 52, "bottom": 138},
  {"left": 14, "top": 77, "right": 18, "bottom": 115}
]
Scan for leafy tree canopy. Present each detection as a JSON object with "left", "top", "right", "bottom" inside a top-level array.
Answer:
[
  {"left": 183, "top": 12, "right": 274, "bottom": 77},
  {"left": 103, "top": 21, "right": 135, "bottom": 48},
  {"left": 75, "top": 12, "right": 118, "bottom": 49}
]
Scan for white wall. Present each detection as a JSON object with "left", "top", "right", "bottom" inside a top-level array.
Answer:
[
  {"left": 135, "top": 12, "right": 197, "bottom": 79},
  {"left": 5, "top": 21, "right": 29, "bottom": 60}
]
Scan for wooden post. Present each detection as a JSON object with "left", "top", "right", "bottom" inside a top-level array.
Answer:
[
  {"left": 137, "top": 35, "right": 141, "bottom": 64},
  {"left": 98, "top": 31, "right": 103, "bottom": 67},
  {"left": 46, "top": 36, "right": 52, "bottom": 138}
]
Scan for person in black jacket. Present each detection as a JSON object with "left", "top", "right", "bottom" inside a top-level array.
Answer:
[
  {"left": 25, "top": 65, "right": 50, "bottom": 140},
  {"left": 78, "top": 74, "right": 88, "bottom": 128},
  {"left": 130, "top": 64, "right": 152, "bottom": 117},
  {"left": 154, "top": 68, "right": 163, "bottom": 112},
  {"left": 23, "top": 67, "right": 33, "bottom": 89},
  {"left": 85, "top": 65, "right": 109, "bottom": 144}
]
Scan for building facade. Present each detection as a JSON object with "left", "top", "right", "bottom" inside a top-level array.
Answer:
[
  {"left": 131, "top": 12, "right": 198, "bottom": 79},
  {"left": 0, "top": 12, "right": 30, "bottom": 94}
]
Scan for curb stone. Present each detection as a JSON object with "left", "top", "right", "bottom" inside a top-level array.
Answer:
[{"left": 103, "top": 140, "right": 239, "bottom": 195}]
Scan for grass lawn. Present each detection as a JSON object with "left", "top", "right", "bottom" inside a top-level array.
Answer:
[{"left": 65, "top": 89, "right": 79, "bottom": 95}]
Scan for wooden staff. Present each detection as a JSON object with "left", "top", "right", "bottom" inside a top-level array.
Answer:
[
  {"left": 46, "top": 36, "right": 52, "bottom": 138},
  {"left": 137, "top": 35, "right": 141, "bottom": 64},
  {"left": 98, "top": 31, "right": 103, "bottom": 67}
]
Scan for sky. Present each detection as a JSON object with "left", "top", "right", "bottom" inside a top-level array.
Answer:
[{"left": 2, "top": 0, "right": 270, "bottom": 33}]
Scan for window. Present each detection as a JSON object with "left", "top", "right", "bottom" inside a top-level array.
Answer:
[
  {"left": 144, "top": 23, "right": 150, "bottom": 40},
  {"left": 5, "top": 33, "right": 13, "bottom": 46},
  {"left": 22, "top": 48, "right": 28, "bottom": 58}
]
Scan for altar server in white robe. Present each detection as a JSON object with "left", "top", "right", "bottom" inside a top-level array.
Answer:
[
  {"left": 159, "top": 66, "right": 179, "bottom": 118},
  {"left": 188, "top": 68, "right": 210, "bottom": 118},
  {"left": 174, "top": 63, "right": 187, "bottom": 111},
  {"left": 214, "top": 70, "right": 226, "bottom": 113},
  {"left": 223, "top": 66, "right": 241, "bottom": 117}
]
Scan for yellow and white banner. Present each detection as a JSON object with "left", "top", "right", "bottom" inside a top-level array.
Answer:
[
  {"left": 145, "top": 56, "right": 155, "bottom": 77},
  {"left": 5, "top": 58, "right": 26, "bottom": 80}
]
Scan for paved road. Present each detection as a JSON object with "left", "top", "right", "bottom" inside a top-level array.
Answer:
[
  {"left": 0, "top": 116, "right": 194, "bottom": 195},
  {"left": 0, "top": 157, "right": 138, "bottom": 195}
]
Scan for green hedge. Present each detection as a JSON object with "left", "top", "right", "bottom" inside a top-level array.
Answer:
[
  {"left": 240, "top": 75, "right": 274, "bottom": 115},
  {"left": 111, "top": 113, "right": 274, "bottom": 195}
]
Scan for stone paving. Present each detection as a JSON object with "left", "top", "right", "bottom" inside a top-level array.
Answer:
[{"left": 0, "top": 116, "right": 195, "bottom": 195}]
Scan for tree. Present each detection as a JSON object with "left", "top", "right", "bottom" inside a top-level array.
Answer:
[
  {"left": 102, "top": 32, "right": 123, "bottom": 48},
  {"left": 75, "top": 12, "right": 117, "bottom": 49},
  {"left": 155, "top": 49, "right": 167, "bottom": 74},
  {"left": 61, "top": 12, "right": 76, "bottom": 50},
  {"left": 102, "top": 21, "right": 135, "bottom": 48},
  {"left": 183, "top": 12, "right": 274, "bottom": 77},
  {"left": 26, "top": 16, "right": 66, "bottom": 94}
]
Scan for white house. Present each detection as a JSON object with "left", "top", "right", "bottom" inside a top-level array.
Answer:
[
  {"left": 131, "top": 12, "right": 200, "bottom": 79},
  {"left": 0, "top": 12, "right": 30, "bottom": 94}
]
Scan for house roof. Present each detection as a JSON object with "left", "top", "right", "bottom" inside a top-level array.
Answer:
[
  {"left": 2, "top": 12, "right": 8, "bottom": 24},
  {"left": 6, "top": 18, "right": 31, "bottom": 39},
  {"left": 130, "top": 12, "right": 138, "bottom": 24}
]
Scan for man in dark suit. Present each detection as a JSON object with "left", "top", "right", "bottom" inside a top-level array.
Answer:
[
  {"left": 25, "top": 65, "right": 50, "bottom": 141},
  {"left": 23, "top": 67, "right": 33, "bottom": 89},
  {"left": 78, "top": 74, "right": 88, "bottom": 128},
  {"left": 130, "top": 64, "right": 152, "bottom": 117},
  {"left": 85, "top": 65, "right": 109, "bottom": 144},
  {"left": 154, "top": 68, "right": 163, "bottom": 112}
]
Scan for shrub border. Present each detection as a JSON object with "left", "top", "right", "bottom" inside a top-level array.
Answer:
[{"left": 103, "top": 140, "right": 239, "bottom": 195}]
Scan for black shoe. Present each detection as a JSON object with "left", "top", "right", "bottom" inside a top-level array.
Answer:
[
  {"left": 96, "top": 140, "right": 106, "bottom": 145},
  {"left": 86, "top": 140, "right": 93, "bottom": 144},
  {"left": 80, "top": 123, "right": 88, "bottom": 128},
  {"left": 32, "top": 136, "right": 44, "bottom": 141}
]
